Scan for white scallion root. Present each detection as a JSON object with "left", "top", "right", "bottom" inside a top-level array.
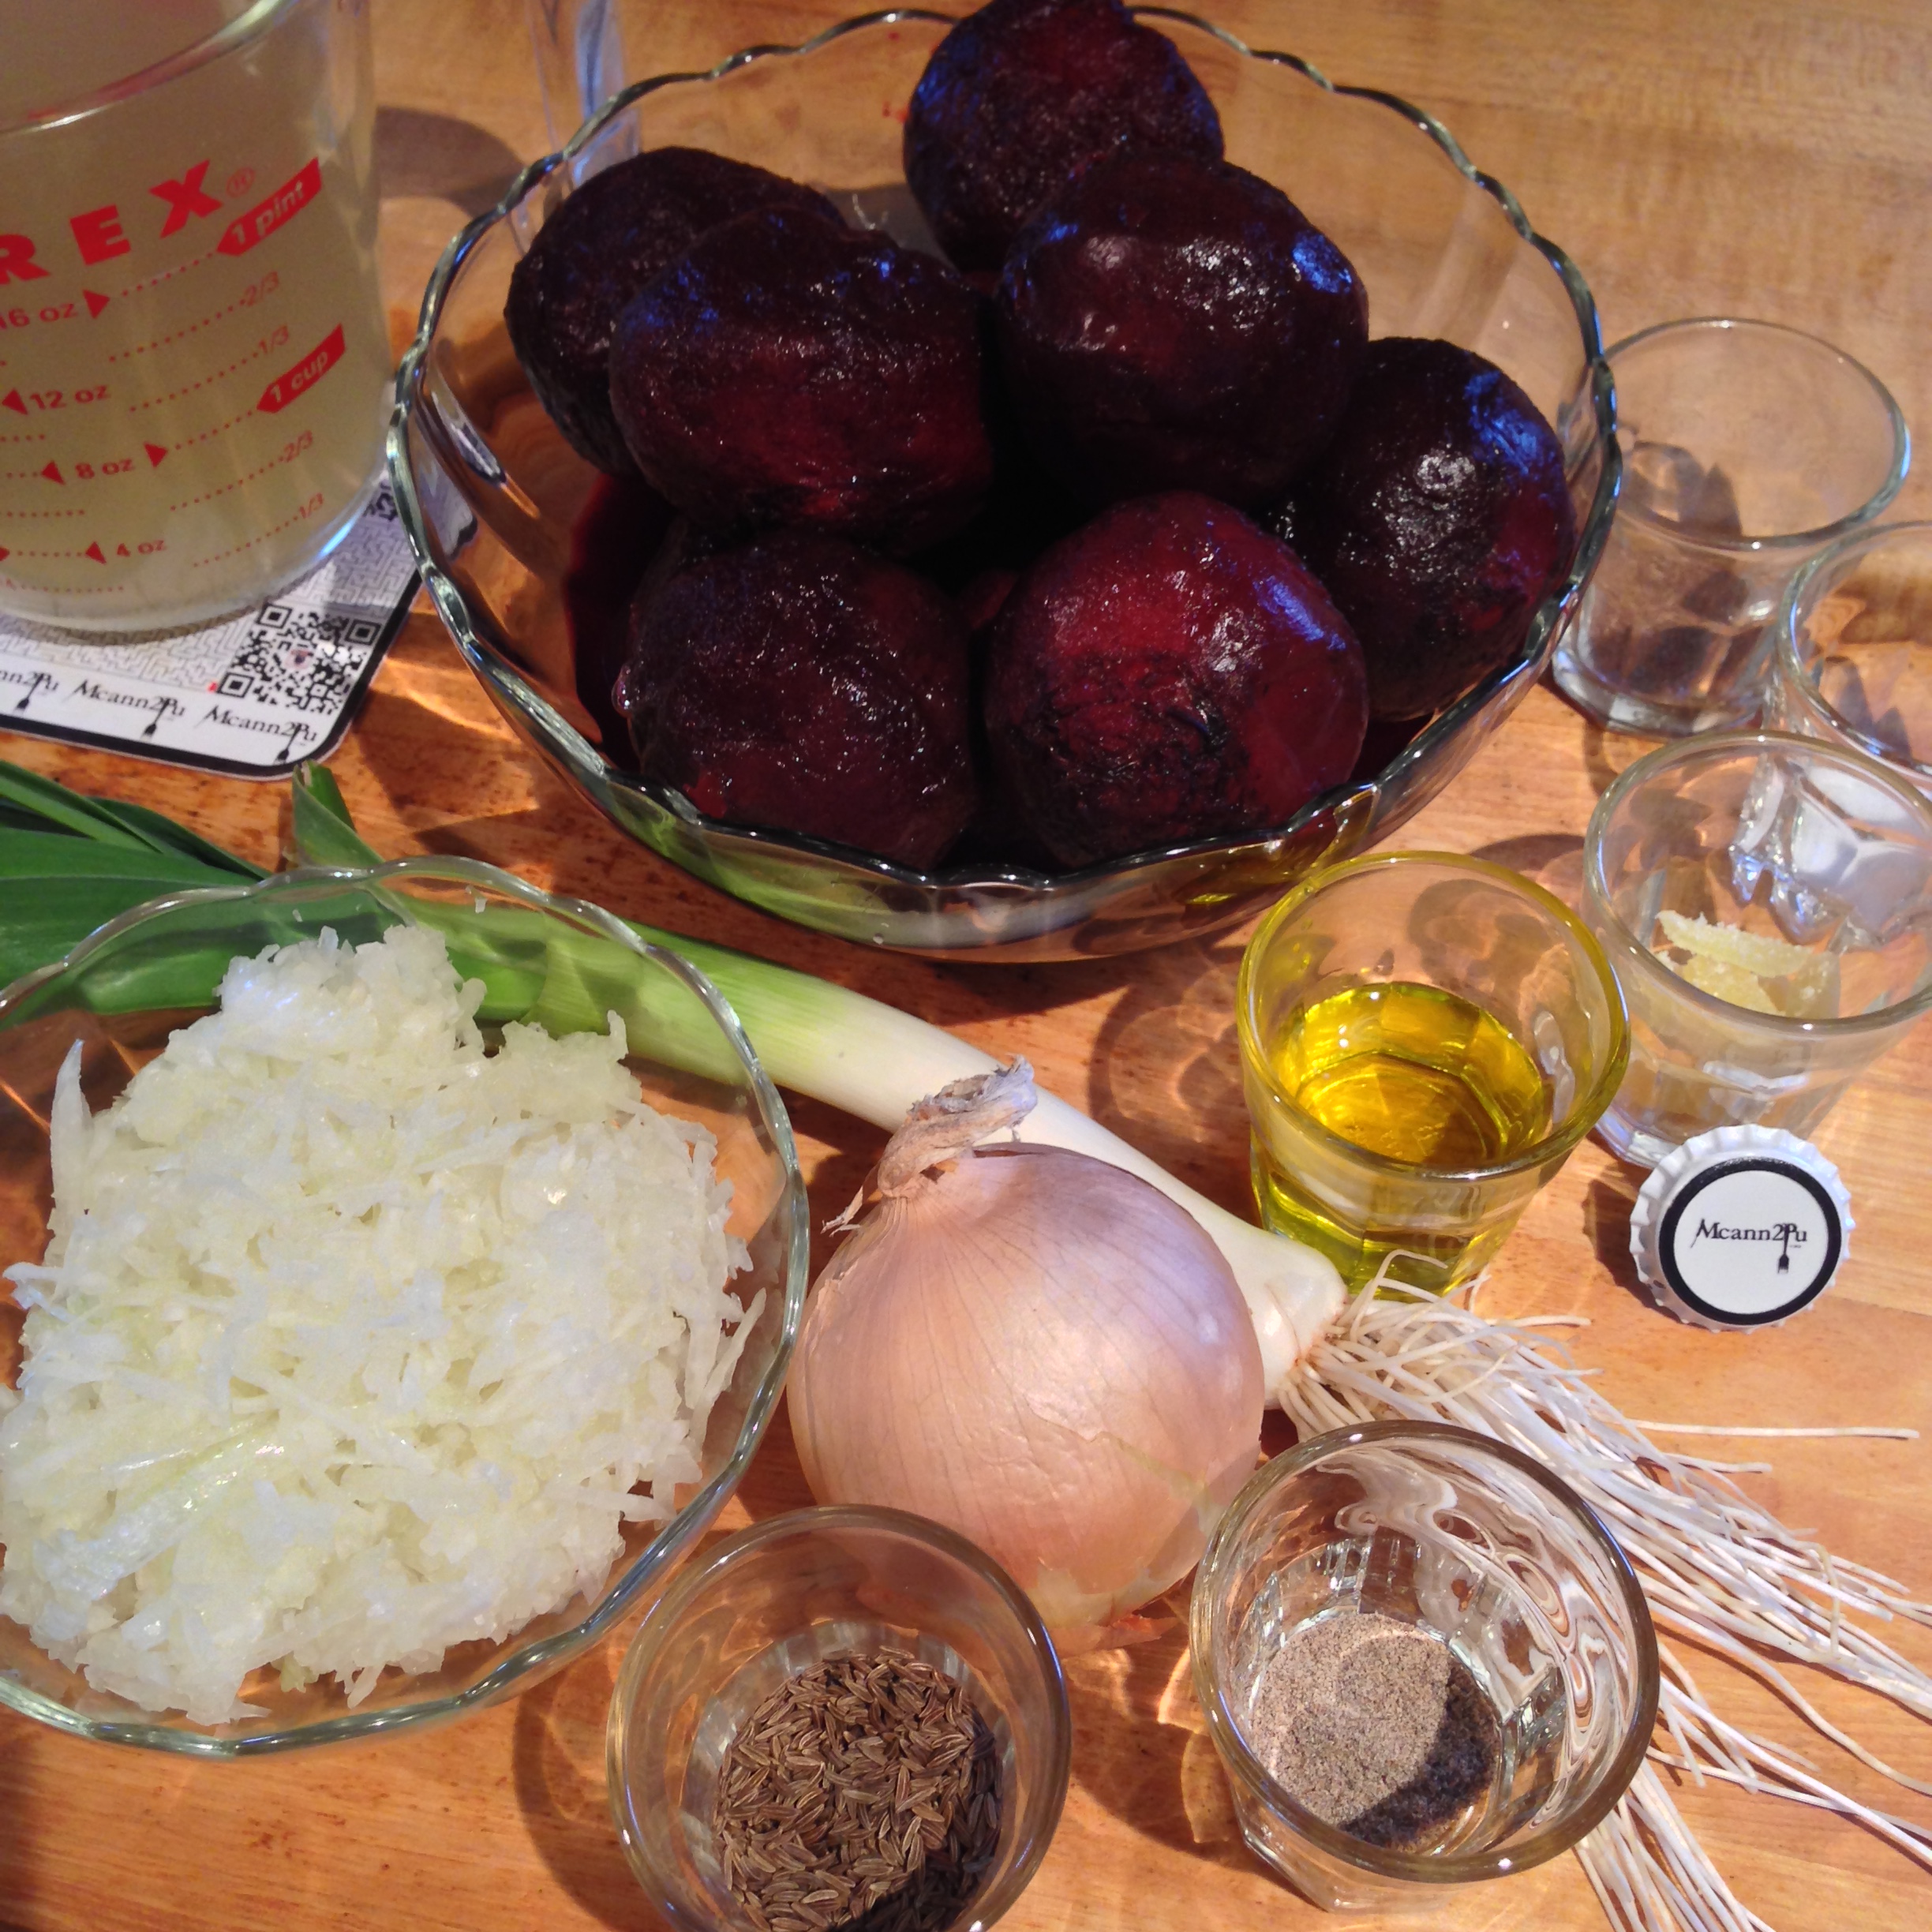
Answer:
[{"left": 1282, "top": 1256, "right": 1932, "bottom": 1932}]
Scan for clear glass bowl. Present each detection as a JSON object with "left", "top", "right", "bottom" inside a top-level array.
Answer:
[
  {"left": 0, "top": 859, "right": 811, "bottom": 1755},
  {"left": 1581, "top": 730, "right": 1932, "bottom": 1166},
  {"left": 389, "top": 6, "right": 1618, "bottom": 961},
  {"left": 607, "top": 1504, "right": 1071, "bottom": 1932},
  {"left": 1190, "top": 1421, "right": 1657, "bottom": 1914}
]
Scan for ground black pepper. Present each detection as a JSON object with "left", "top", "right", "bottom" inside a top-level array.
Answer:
[{"left": 1245, "top": 1610, "right": 1499, "bottom": 1849}]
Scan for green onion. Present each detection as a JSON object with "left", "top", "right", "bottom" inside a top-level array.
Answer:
[{"left": 1, "top": 756, "right": 1341, "bottom": 1381}]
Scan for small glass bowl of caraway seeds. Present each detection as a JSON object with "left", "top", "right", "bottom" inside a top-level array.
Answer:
[
  {"left": 1191, "top": 1421, "right": 1657, "bottom": 1914},
  {"left": 608, "top": 1504, "right": 1070, "bottom": 1932}
]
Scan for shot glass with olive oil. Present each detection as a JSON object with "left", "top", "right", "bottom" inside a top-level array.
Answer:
[{"left": 1237, "top": 854, "right": 1629, "bottom": 1291}]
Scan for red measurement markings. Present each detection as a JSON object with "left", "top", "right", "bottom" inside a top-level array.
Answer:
[
  {"left": 257, "top": 324, "right": 344, "bottom": 414},
  {"left": 107, "top": 271, "right": 281, "bottom": 364},
  {"left": 128, "top": 324, "right": 289, "bottom": 411},
  {"left": 168, "top": 428, "right": 310, "bottom": 511},
  {"left": 216, "top": 159, "right": 321, "bottom": 258},
  {"left": 178, "top": 406, "right": 256, "bottom": 449},
  {"left": 0, "top": 507, "right": 84, "bottom": 520},
  {"left": 189, "top": 490, "right": 324, "bottom": 568},
  {"left": 1, "top": 538, "right": 107, "bottom": 563},
  {"left": 1, "top": 461, "right": 62, "bottom": 483},
  {"left": 0, "top": 295, "right": 106, "bottom": 329},
  {"left": 7, "top": 384, "right": 110, "bottom": 412}
]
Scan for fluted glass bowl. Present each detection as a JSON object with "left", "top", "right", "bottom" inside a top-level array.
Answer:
[
  {"left": 391, "top": 7, "right": 1618, "bottom": 960},
  {"left": 0, "top": 859, "right": 810, "bottom": 1755}
]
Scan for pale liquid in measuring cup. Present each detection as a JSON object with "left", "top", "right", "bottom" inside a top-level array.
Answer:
[{"left": 0, "top": 0, "right": 390, "bottom": 631}]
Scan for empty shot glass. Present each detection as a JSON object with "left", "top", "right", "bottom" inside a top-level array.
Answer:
[
  {"left": 1767, "top": 521, "right": 1932, "bottom": 797},
  {"left": 1552, "top": 318, "right": 1908, "bottom": 736},
  {"left": 1582, "top": 732, "right": 1932, "bottom": 1167},
  {"left": 1235, "top": 853, "right": 1628, "bottom": 1293}
]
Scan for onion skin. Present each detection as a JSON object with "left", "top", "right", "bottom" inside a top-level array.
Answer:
[{"left": 788, "top": 1144, "right": 1264, "bottom": 1652}]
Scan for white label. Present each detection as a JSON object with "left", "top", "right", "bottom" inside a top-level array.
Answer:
[
  {"left": 1663, "top": 1161, "right": 1840, "bottom": 1320},
  {"left": 0, "top": 484, "right": 414, "bottom": 777}
]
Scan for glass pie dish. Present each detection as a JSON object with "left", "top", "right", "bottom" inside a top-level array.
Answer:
[
  {"left": 0, "top": 859, "right": 810, "bottom": 1755},
  {"left": 390, "top": 7, "right": 1619, "bottom": 961}
]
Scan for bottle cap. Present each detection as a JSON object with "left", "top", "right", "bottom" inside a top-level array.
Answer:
[{"left": 1628, "top": 1125, "right": 1852, "bottom": 1331}]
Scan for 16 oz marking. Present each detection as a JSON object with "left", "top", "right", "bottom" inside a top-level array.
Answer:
[{"left": 1, "top": 303, "right": 80, "bottom": 329}]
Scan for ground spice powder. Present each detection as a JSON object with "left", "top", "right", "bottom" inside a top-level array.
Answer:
[
  {"left": 1246, "top": 1609, "right": 1500, "bottom": 1849},
  {"left": 713, "top": 1647, "right": 1002, "bottom": 1932}
]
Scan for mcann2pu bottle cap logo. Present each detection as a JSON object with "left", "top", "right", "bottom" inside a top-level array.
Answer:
[{"left": 1630, "top": 1125, "right": 1852, "bottom": 1331}]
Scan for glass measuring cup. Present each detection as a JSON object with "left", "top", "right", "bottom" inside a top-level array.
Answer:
[{"left": 0, "top": 0, "right": 390, "bottom": 632}]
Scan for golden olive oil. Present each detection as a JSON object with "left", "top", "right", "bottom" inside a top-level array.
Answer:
[
  {"left": 1251, "top": 982, "right": 1552, "bottom": 1290},
  {"left": 1272, "top": 983, "right": 1550, "bottom": 1168}
]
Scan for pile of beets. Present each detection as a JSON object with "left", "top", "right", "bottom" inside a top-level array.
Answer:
[{"left": 504, "top": 0, "right": 1576, "bottom": 873}]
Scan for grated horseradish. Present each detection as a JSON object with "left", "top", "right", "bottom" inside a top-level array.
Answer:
[{"left": 0, "top": 925, "right": 758, "bottom": 1724}]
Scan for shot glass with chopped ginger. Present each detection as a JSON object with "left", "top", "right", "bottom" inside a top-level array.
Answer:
[{"left": 1582, "top": 731, "right": 1932, "bottom": 1166}]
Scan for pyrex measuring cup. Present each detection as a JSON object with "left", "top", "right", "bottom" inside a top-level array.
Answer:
[{"left": 0, "top": 0, "right": 390, "bottom": 631}]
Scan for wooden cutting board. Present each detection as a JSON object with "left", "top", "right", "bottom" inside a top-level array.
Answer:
[{"left": 4, "top": 3, "right": 1931, "bottom": 1928}]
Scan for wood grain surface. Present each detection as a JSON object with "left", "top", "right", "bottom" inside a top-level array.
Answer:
[{"left": 6, "top": 3, "right": 1932, "bottom": 1929}]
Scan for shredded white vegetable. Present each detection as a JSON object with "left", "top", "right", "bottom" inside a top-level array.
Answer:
[{"left": 0, "top": 925, "right": 756, "bottom": 1724}]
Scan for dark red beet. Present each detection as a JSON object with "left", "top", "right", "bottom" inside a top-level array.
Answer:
[
  {"left": 616, "top": 530, "right": 977, "bottom": 869},
  {"left": 1286, "top": 337, "right": 1578, "bottom": 721},
  {"left": 609, "top": 208, "right": 994, "bottom": 552},
  {"left": 564, "top": 474, "right": 676, "bottom": 751},
  {"left": 904, "top": 0, "right": 1223, "bottom": 273},
  {"left": 504, "top": 148, "right": 837, "bottom": 475},
  {"left": 984, "top": 492, "right": 1367, "bottom": 867},
  {"left": 995, "top": 152, "right": 1368, "bottom": 509}
]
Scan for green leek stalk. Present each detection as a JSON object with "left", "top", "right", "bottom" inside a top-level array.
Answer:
[{"left": 0, "top": 758, "right": 1342, "bottom": 1387}]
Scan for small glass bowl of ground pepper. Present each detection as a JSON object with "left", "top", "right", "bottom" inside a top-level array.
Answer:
[
  {"left": 608, "top": 1504, "right": 1070, "bottom": 1932},
  {"left": 1191, "top": 1421, "right": 1657, "bottom": 1914}
]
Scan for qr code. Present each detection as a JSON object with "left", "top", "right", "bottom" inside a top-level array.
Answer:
[{"left": 214, "top": 603, "right": 381, "bottom": 713}]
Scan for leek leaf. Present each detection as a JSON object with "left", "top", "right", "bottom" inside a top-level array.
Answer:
[
  {"left": 291, "top": 763, "right": 381, "bottom": 868},
  {"left": 0, "top": 757, "right": 261, "bottom": 876}
]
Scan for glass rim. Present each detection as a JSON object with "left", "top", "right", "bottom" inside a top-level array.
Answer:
[
  {"left": 1581, "top": 729, "right": 1932, "bottom": 1037},
  {"left": 606, "top": 1502, "right": 1073, "bottom": 1929},
  {"left": 1235, "top": 850, "right": 1631, "bottom": 1185},
  {"left": 1774, "top": 520, "right": 1932, "bottom": 782},
  {"left": 1604, "top": 316, "right": 1910, "bottom": 556},
  {"left": 0, "top": 0, "right": 301, "bottom": 137},
  {"left": 1189, "top": 1419, "right": 1660, "bottom": 1886}
]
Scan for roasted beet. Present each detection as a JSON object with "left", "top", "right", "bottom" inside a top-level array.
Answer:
[
  {"left": 616, "top": 530, "right": 976, "bottom": 868},
  {"left": 609, "top": 208, "right": 994, "bottom": 552},
  {"left": 984, "top": 492, "right": 1367, "bottom": 867},
  {"left": 995, "top": 152, "right": 1368, "bottom": 509},
  {"left": 904, "top": 0, "right": 1224, "bottom": 273},
  {"left": 504, "top": 148, "right": 837, "bottom": 475},
  {"left": 1286, "top": 337, "right": 1578, "bottom": 721}
]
